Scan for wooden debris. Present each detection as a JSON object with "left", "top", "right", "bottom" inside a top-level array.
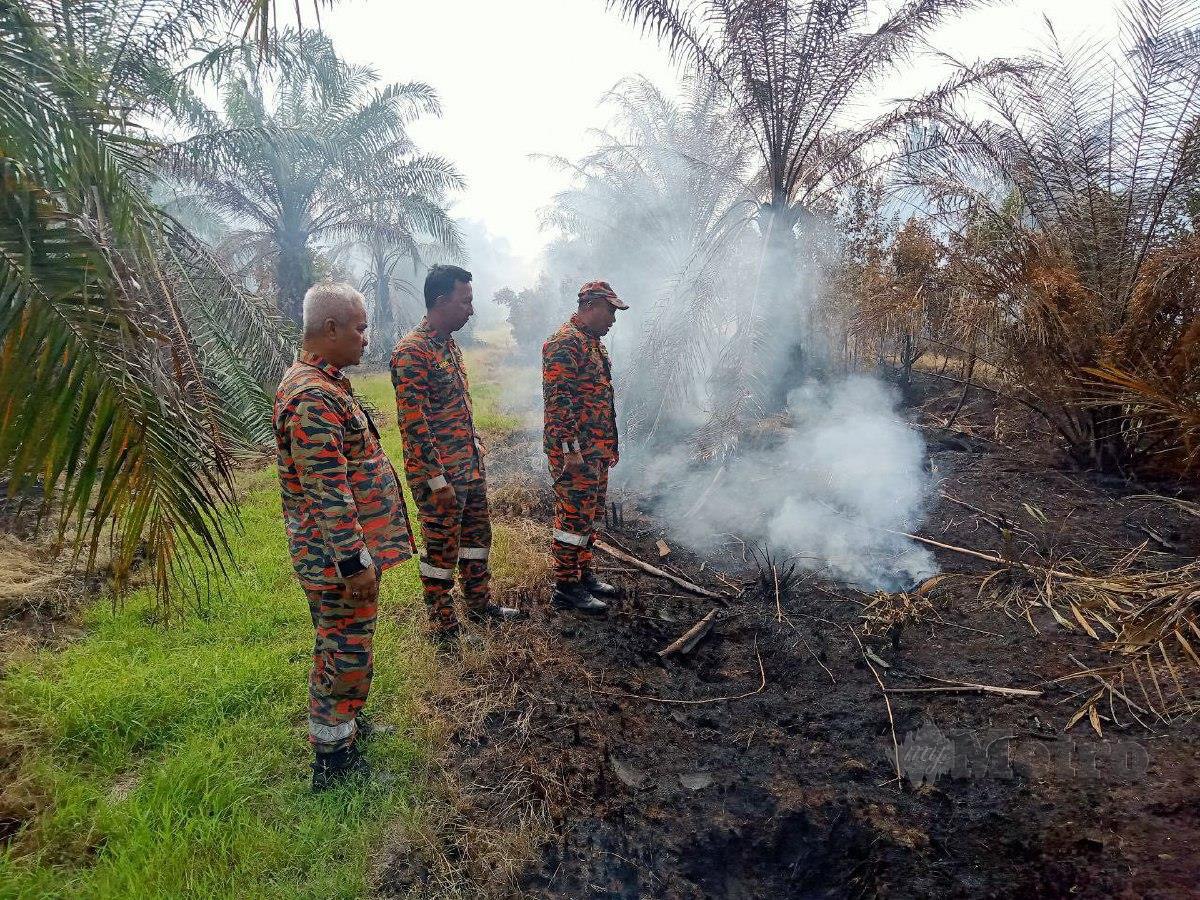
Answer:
[
  {"left": 885, "top": 675, "right": 1042, "bottom": 697},
  {"left": 593, "top": 539, "right": 725, "bottom": 600},
  {"left": 656, "top": 539, "right": 672, "bottom": 559},
  {"left": 658, "top": 609, "right": 717, "bottom": 659},
  {"left": 864, "top": 647, "right": 892, "bottom": 669}
]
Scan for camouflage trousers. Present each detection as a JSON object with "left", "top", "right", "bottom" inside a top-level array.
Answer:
[
  {"left": 550, "top": 455, "right": 610, "bottom": 582},
  {"left": 305, "top": 576, "right": 378, "bottom": 753},
  {"left": 412, "top": 477, "right": 491, "bottom": 632}
]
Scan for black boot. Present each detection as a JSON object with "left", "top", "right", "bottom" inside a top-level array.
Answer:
[
  {"left": 466, "top": 601, "right": 522, "bottom": 625},
  {"left": 552, "top": 581, "right": 608, "bottom": 614},
  {"left": 311, "top": 743, "right": 370, "bottom": 792},
  {"left": 580, "top": 569, "right": 619, "bottom": 598}
]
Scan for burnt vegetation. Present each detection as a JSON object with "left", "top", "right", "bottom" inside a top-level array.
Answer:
[{"left": 2, "top": 0, "right": 1200, "bottom": 898}]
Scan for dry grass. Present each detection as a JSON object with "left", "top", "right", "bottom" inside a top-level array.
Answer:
[
  {"left": 378, "top": 614, "right": 595, "bottom": 898},
  {"left": 860, "top": 588, "right": 935, "bottom": 637},
  {"left": 488, "top": 474, "right": 551, "bottom": 520},
  {"left": 0, "top": 535, "right": 82, "bottom": 618},
  {"left": 490, "top": 515, "right": 553, "bottom": 610},
  {"left": 958, "top": 547, "right": 1200, "bottom": 728}
]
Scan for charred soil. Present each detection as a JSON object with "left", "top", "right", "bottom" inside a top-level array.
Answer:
[{"left": 379, "top": 385, "right": 1199, "bottom": 899}]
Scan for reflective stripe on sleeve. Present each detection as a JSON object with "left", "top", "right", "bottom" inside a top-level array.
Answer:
[
  {"left": 427, "top": 474, "right": 449, "bottom": 491},
  {"left": 459, "top": 547, "right": 490, "bottom": 561}
]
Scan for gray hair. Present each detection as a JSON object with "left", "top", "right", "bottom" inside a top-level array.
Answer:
[{"left": 302, "top": 282, "right": 366, "bottom": 338}]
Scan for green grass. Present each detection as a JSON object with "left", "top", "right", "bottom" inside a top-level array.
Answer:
[{"left": 0, "top": 363, "right": 531, "bottom": 899}]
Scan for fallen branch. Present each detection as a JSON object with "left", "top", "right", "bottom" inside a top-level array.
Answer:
[
  {"left": 885, "top": 679, "right": 1042, "bottom": 698},
  {"left": 848, "top": 628, "right": 901, "bottom": 782},
  {"left": 915, "top": 674, "right": 1042, "bottom": 696},
  {"left": 596, "top": 640, "right": 766, "bottom": 705},
  {"left": 593, "top": 539, "right": 726, "bottom": 600},
  {"left": 658, "top": 609, "right": 717, "bottom": 659}
]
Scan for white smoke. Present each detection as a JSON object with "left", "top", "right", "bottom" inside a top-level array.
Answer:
[
  {"left": 656, "top": 376, "right": 936, "bottom": 591},
  {"left": 482, "top": 76, "right": 938, "bottom": 591}
]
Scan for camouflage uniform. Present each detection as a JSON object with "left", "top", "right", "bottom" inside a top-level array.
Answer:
[
  {"left": 391, "top": 318, "right": 491, "bottom": 631},
  {"left": 543, "top": 312, "right": 618, "bottom": 582},
  {"left": 275, "top": 352, "right": 415, "bottom": 752}
]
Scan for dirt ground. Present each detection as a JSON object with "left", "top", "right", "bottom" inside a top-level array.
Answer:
[{"left": 378, "top": 378, "right": 1200, "bottom": 899}]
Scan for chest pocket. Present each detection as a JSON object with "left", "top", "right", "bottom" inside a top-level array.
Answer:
[
  {"left": 430, "top": 359, "right": 459, "bottom": 405},
  {"left": 344, "top": 407, "right": 372, "bottom": 458}
]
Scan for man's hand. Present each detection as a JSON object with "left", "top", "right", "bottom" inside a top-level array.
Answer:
[
  {"left": 431, "top": 483, "right": 457, "bottom": 513},
  {"left": 609, "top": 452, "right": 619, "bottom": 468},
  {"left": 345, "top": 566, "right": 379, "bottom": 605},
  {"left": 564, "top": 450, "right": 585, "bottom": 473}
]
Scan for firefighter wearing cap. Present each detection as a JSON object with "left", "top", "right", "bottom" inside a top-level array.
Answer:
[
  {"left": 391, "top": 264, "right": 519, "bottom": 647},
  {"left": 542, "top": 280, "right": 629, "bottom": 613}
]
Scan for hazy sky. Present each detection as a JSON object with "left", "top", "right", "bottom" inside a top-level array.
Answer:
[{"left": 322, "top": 0, "right": 1122, "bottom": 279}]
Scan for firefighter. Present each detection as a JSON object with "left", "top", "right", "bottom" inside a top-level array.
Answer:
[
  {"left": 274, "top": 282, "right": 416, "bottom": 791},
  {"left": 391, "top": 264, "right": 519, "bottom": 646},
  {"left": 543, "top": 280, "right": 628, "bottom": 613}
]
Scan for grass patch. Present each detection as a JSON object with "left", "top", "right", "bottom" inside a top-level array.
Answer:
[
  {"left": 0, "top": 354, "right": 523, "bottom": 899},
  {"left": 0, "top": 467, "right": 433, "bottom": 899}
]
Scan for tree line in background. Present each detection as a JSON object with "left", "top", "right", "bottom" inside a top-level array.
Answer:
[
  {"left": 2, "top": 0, "right": 1198, "bottom": 611},
  {"left": 0, "top": 1, "right": 461, "bottom": 613},
  {"left": 492, "top": 0, "right": 1197, "bottom": 480}
]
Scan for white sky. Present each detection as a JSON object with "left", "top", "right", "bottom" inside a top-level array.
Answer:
[{"left": 322, "top": 0, "right": 1123, "bottom": 276}]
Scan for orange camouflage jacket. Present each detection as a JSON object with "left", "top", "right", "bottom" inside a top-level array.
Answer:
[
  {"left": 390, "top": 319, "right": 484, "bottom": 490},
  {"left": 542, "top": 313, "right": 618, "bottom": 462},
  {"left": 274, "top": 353, "right": 414, "bottom": 591}
]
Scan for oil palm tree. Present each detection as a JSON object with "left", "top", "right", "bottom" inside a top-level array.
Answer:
[
  {"left": 1, "top": 0, "right": 296, "bottom": 613},
  {"left": 543, "top": 76, "right": 757, "bottom": 449},
  {"left": 904, "top": 0, "right": 1200, "bottom": 472},
  {"left": 607, "top": 0, "right": 1001, "bottom": 435},
  {"left": 171, "top": 35, "right": 464, "bottom": 324}
]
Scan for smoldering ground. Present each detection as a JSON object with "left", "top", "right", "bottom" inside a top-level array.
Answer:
[{"left": 627, "top": 376, "right": 936, "bottom": 591}]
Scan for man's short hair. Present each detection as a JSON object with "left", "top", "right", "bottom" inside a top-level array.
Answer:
[
  {"left": 423, "top": 264, "right": 473, "bottom": 309},
  {"left": 302, "top": 282, "right": 365, "bottom": 337}
]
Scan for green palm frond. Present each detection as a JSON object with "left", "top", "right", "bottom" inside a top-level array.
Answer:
[
  {"left": 1, "top": 0, "right": 297, "bottom": 615},
  {"left": 172, "top": 39, "right": 462, "bottom": 323}
]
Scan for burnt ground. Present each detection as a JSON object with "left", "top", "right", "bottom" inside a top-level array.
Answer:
[{"left": 378, "top": 380, "right": 1200, "bottom": 899}]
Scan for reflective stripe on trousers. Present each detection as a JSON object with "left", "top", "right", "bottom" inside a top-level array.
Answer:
[
  {"left": 309, "top": 717, "right": 356, "bottom": 743},
  {"left": 553, "top": 528, "right": 591, "bottom": 547},
  {"left": 419, "top": 559, "right": 455, "bottom": 581}
]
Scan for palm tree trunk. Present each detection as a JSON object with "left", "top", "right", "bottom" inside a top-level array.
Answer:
[
  {"left": 277, "top": 233, "right": 314, "bottom": 325},
  {"left": 759, "top": 201, "right": 806, "bottom": 412},
  {"left": 370, "top": 259, "right": 394, "bottom": 358}
]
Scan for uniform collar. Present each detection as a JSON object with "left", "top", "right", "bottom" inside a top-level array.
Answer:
[{"left": 299, "top": 351, "right": 349, "bottom": 386}]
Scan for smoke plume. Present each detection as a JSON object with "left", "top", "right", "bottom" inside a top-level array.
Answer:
[{"left": 649, "top": 376, "right": 935, "bottom": 590}]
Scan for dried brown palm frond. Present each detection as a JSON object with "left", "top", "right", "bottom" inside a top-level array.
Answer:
[
  {"left": 900, "top": 0, "right": 1200, "bottom": 473},
  {"left": 1082, "top": 235, "right": 1200, "bottom": 475},
  {"left": 978, "top": 548, "right": 1200, "bottom": 725}
]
